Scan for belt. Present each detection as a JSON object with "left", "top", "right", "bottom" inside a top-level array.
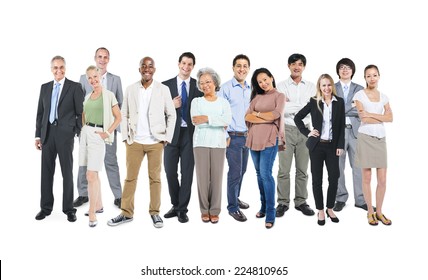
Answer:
[
  {"left": 228, "top": 131, "right": 247, "bottom": 137},
  {"left": 319, "top": 139, "right": 332, "bottom": 143},
  {"left": 86, "top": 122, "right": 103, "bottom": 128},
  {"left": 345, "top": 124, "right": 352, "bottom": 129}
]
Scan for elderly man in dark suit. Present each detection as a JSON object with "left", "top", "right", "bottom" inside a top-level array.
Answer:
[
  {"left": 162, "top": 52, "right": 203, "bottom": 223},
  {"left": 35, "top": 55, "right": 84, "bottom": 222}
]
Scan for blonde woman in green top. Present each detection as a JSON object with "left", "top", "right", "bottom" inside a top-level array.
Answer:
[{"left": 79, "top": 66, "right": 121, "bottom": 227}]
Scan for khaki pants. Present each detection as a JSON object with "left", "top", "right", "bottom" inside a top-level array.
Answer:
[{"left": 121, "top": 142, "right": 163, "bottom": 217}]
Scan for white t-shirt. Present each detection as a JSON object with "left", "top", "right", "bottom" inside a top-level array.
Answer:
[{"left": 353, "top": 90, "right": 389, "bottom": 138}]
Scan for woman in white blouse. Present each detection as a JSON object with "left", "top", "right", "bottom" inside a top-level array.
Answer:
[{"left": 353, "top": 65, "right": 393, "bottom": 226}]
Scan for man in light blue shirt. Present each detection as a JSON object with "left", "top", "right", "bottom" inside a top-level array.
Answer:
[{"left": 217, "top": 54, "right": 251, "bottom": 222}]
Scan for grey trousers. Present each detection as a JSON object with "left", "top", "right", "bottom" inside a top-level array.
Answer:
[
  {"left": 336, "top": 127, "right": 365, "bottom": 205},
  {"left": 77, "top": 131, "right": 122, "bottom": 199},
  {"left": 193, "top": 147, "right": 226, "bottom": 216},
  {"left": 277, "top": 125, "right": 309, "bottom": 207}
]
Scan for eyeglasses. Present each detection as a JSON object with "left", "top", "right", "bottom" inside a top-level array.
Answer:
[
  {"left": 199, "top": 80, "right": 213, "bottom": 86},
  {"left": 339, "top": 65, "right": 352, "bottom": 71}
]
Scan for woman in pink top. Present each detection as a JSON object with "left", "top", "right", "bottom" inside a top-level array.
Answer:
[{"left": 245, "top": 68, "right": 285, "bottom": 229}]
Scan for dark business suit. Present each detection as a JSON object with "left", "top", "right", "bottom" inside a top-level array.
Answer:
[
  {"left": 77, "top": 72, "right": 123, "bottom": 199},
  {"left": 162, "top": 77, "right": 203, "bottom": 213},
  {"left": 35, "top": 78, "right": 84, "bottom": 214},
  {"left": 295, "top": 97, "right": 345, "bottom": 210}
]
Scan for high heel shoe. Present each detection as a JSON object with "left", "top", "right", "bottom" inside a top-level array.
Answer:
[
  {"left": 89, "top": 220, "right": 98, "bottom": 227},
  {"left": 326, "top": 209, "right": 339, "bottom": 223},
  {"left": 317, "top": 213, "right": 325, "bottom": 226}
]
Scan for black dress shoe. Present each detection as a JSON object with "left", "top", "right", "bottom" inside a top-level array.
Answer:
[
  {"left": 229, "top": 210, "right": 247, "bottom": 222},
  {"left": 164, "top": 207, "right": 177, "bottom": 218},
  {"left": 333, "top": 201, "right": 346, "bottom": 212},
  {"left": 177, "top": 212, "right": 189, "bottom": 223},
  {"left": 295, "top": 203, "right": 315, "bottom": 216},
  {"left": 114, "top": 198, "right": 121, "bottom": 208},
  {"left": 276, "top": 204, "right": 289, "bottom": 217},
  {"left": 73, "top": 196, "right": 88, "bottom": 207},
  {"left": 67, "top": 212, "right": 77, "bottom": 222},
  {"left": 238, "top": 199, "right": 249, "bottom": 209},
  {"left": 35, "top": 211, "right": 50, "bottom": 220},
  {"left": 355, "top": 203, "right": 376, "bottom": 212}
]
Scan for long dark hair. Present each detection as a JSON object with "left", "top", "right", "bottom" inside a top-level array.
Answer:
[{"left": 250, "top": 68, "right": 276, "bottom": 101}]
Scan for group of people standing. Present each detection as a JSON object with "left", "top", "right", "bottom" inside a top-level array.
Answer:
[{"left": 34, "top": 49, "right": 393, "bottom": 229}]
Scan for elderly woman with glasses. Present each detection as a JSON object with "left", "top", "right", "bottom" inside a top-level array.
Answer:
[{"left": 191, "top": 67, "right": 232, "bottom": 224}]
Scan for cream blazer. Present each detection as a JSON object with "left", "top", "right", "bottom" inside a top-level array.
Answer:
[{"left": 121, "top": 80, "right": 176, "bottom": 144}]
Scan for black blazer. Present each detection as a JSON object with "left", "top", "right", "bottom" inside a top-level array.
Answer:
[
  {"left": 35, "top": 78, "right": 84, "bottom": 144},
  {"left": 294, "top": 97, "right": 345, "bottom": 152},
  {"left": 162, "top": 77, "right": 203, "bottom": 146}
]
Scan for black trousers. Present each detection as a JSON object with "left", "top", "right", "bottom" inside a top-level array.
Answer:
[
  {"left": 309, "top": 142, "right": 340, "bottom": 210},
  {"left": 163, "top": 127, "right": 194, "bottom": 213},
  {"left": 40, "top": 124, "right": 76, "bottom": 214}
]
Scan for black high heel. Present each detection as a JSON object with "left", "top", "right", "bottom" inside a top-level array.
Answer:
[
  {"left": 317, "top": 213, "right": 325, "bottom": 226},
  {"left": 326, "top": 209, "right": 339, "bottom": 223}
]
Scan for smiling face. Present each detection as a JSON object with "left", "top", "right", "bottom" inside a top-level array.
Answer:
[
  {"left": 233, "top": 58, "right": 250, "bottom": 84},
  {"left": 95, "top": 49, "right": 110, "bottom": 73},
  {"left": 51, "top": 59, "right": 66, "bottom": 82},
  {"left": 178, "top": 56, "right": 194, "bottom": 80},
  {"left": 256, "top": 72, "right": 274, "bottom": 92},
  {"left": 86, "top": 68, "right": 101, "bottom": 90},
  {"left": 319, "top": 77, "right": 333, "bottom": 99},
  {"left": 288, "top": 59, "right": 305, "bottom": 80},
  {"left": 338, "top": 64, "right": 353, "bottom": 80},
  {"left": 199, "top": 73, "right": 216, "bottom": 96},
  {"left": 139, "top": 57, "right": 156, "bottom": 83}
]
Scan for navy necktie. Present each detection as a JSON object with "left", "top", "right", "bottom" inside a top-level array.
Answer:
[
  {"left": 181, "top": 81, "right": 188, "bottom": 122},
  {"left": 49, "top": 82, "right": 60, "bottom": 123}
]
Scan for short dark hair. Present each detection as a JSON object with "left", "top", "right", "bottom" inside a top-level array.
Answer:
[
  {"left": 336, "top": 58, "right": 356, "bottom": 79},
  {"left": 95, "top": 47, "right": 110, "bottom": 57},
  {"left": 288, "top": 53, "right": 307, "bottom": 66},
  {"left": 179, "top": 52, "right": 196, "bottom": 65},
  {"left": 232, "top": 54, "right": 250, "bottom": 67}
]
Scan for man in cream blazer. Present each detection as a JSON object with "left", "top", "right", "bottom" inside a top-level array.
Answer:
[{"left": 108, "top": 57, "right": 176, "bottom": 228}]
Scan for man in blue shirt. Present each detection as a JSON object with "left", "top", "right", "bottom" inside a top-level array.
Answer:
[{"left": 217, "top": 54, "right": 251, "bottom": 222}]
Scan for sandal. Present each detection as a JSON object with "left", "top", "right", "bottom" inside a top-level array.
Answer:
[
  {"left": 367, "top": 213, "right": 378, "bottom": 226},
  {"left": 265, "top": 222, "right": 274, "bottom": 229},
  {"left": 201, "top": 214, "right": 210, "bottom": 223},
  {"left": 210, "top": 215, "right": 219, "bottom": 224},
  {"left": 376, "top": 213, "right": 392, "bottom": 226},
  {"left": 256, "top": 212, "right": 265, "bottom": 218}
]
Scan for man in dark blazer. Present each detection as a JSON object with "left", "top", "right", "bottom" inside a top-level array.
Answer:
[
  {"left": 74, "top": 47, "right": 123, "bottom": 208},
  {"left": 162, "top": 52, "right": 203, "bottom": 223},
  {"left": 34, "top": 55, "right": 84, "bottom": 222}
]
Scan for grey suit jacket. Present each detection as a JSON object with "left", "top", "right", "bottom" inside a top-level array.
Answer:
[
  {"left": 79, "top": 72, "right": 123, "bottom": 131},
  {"left": 335, "top": 81, "right": 364, "bottom": 137}
]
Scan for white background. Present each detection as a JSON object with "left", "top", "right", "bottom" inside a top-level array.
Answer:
[{"left": 1, "top": 0, "right": 427, "bottom": 279}]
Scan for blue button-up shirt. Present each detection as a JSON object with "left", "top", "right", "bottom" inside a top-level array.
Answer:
[{"left": 217, "top": 77, "right": 251, "bottom": 133}]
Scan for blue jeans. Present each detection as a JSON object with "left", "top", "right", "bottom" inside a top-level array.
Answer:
[
  {"left": 250, "top": 142, "right": 278, "bottom": 223},
  {"left": 226, "top": 135, "right": 249, "bottom": 212}
]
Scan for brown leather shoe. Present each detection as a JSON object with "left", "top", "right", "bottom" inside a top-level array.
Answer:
[
  {"left": 210, "top": 215, "right": 219, "bottom": 224},
  {"left": 201, "top": 213, "right": 210, "bottom": 223}
]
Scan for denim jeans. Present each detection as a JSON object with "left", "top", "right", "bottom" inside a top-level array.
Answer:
[
  {"left": 250, "top": 141, "right": 278, "bottom": 223},
  {"left": 226, "top": 135, "right": 249, "bottom": 212}
]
